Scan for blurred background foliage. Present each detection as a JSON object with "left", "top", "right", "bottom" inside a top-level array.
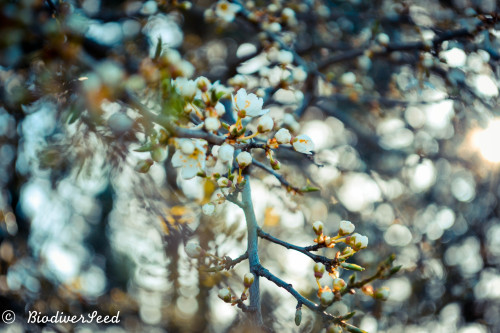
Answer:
[{"left": 0, "top": 0, "right": 500, "bottom": 332}]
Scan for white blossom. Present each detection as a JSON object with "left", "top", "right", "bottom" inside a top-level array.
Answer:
[
  {"left": 275, "top": 128, "right": 291, "bottom": 144},
  {"left": 243, "top": 273, "right": 255, "bottom": 287},
  {"left": 312, "top": 221, "right": 324, "bottom": 235},
  {"left": 320, "top": 290, "right": 334, "bottom": 307},
  {"left": 205, "top": 117, "right": 220, "bottom": 131},
  {"left": 218, "top": 288, "right": 232, "bottom": 302},
  {"left": 172, "top": 140, "right": 206, "bottom": 179},
  {"left": 218, "top": 143, "right": 234, "bottom": 163},
  {"left": 185, "top": 242, "right": 202, "bottom": 258},
  {"left": 179, "top": 139, "right": 195, "bottom": 155},
  {"left": 214, "top": 102, "right": 226, "bottom": 116},
  {"left": 215, "top": 1, "right": 240, "bottom": 22},
  {"left": 236, "top": 151, "right": 252, "bottom": 168},
  {"left": 340, "top": 72, "right": 356, "bottom": 85},
  {"left": 257, "top": 115, "right": 274, "bottom": 133},
  {"left": 232, "top": 88, "right": 269, "bottom": 118},
  {"left": 349, "top": 233, "right": 369, "bottom": 250},
  {"left": 294, "top": 67, "right": 307, "bottom": 82},
  {"left": 217, "top": 177, "right": 229, "bottom": 187},
  {"left": 377, "top": 33, "right": 390, "bottom": 46},
  {"left": 339, "top": 220, "right": 355, "bottom": 235},
  {"left": 277, "top": 50, "right": 294, "bottom": 64},
  {"left": 173, "top": 77, "right": 197, "bottom": 99},
  {"left": 202, "top": 203, "right": 215, "bottom": 216},
  {"left": 292, "top": 134, "right": 314, "bottom": 154}
]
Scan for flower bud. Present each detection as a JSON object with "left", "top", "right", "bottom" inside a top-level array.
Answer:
[
  {"left": 332, "top": 278, "right": 346, "bottom": 291},
  {"left": 214, "top": 102, "right": 226, "bottom": 116},
  {"left": 312, "top": 221, "right": 324, "bottom": 236},
  {"left": 348, "top": 233, "right": 368, "bottom": 250},
  {"left": 275, "top": 128, "right": 291, "bottom": 144},
  {"left": 236, "top": 151, "right": 252, "bottom": 168},
  {"left": 202, "top": 203, "right": 215, "bottom": 216},
  {"left": 339, "top": 220, "right": 355, "bottom": 236},
  {"left": 313, "top": 262, "right": 325, "bottom": 278},
  {"left": 185, "top": 242, "right": 202, "bottom": 258},
  {"left": 196, "top": 76, "right": 211, "bottom": 92},
  {"left": 362, "top": 285, "right": 374, "bottom": 296},
  {"left": 218, "top": 288, "right": 232, "bottom": 303},
  {"left": 205, "top": 117, "right": 220, "bottom": 131},
  {"left": 218, "top": 143, "right": 234, "bottom": 163},
  {"left": 374, "top": 286, "right": 390, "bottom": 301},
  {"left": 294, "top": 308, "right": 302, "bottom": 326},
  {"left": 151, "top": 146, "right": 168, "bottom": 162},
  {"left": 271, "top": 159, "right": 281, "bottom": 170},
  {"left": 217, "top": 177, "right": 230, "bottom": 187},
  {"left": 135, "top": 159, "right": 153, "bottom": 173},
  {"left": 243, "top": 273, "right": 255, "bottom": 288},
  {"left": 257, "top": 115, "right": 274, "bottom": 133},
  {"left": 180, "top": 139, "right": 195, "bottom": 155},
  {"left": 377, "top": 33, "right": 390, "bottom": 46},
  {"left": 341, "top": 246, "right": 354, "bottom": 257},
  {"left": 320, "top": 290, "right": 334, "bottom": 307}
]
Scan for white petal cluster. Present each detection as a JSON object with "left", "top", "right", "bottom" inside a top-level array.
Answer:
[
  {"left": 257, "top": 115, "right": 274, "bottom": 133},
  {"left": 215, "top": 1, "right": 240, "bottom": 22},
  {"left": 204, "top": 117, "right": 220, "bottom": 131},
  {"left": 232, "top": 88, "right": 269, "bottom": 118},
  {"left": 185, "top": 242, "right": 202, "bottom": 258},
  {"left": 277, "top": 50, "right": 294, "bottom": 65},
  {"left": 292, "top": 134, "right": 314, "bottom": 154},
  {"left": 173, "top": 77, "right": 197, "bottom": 99},
  {"left": 320, "top": 290, "right": 334, "bottom": 307},
  {"left": 172, "top": 139, "right": 206, "bottom": 179},
  {"left": 218, "top": 143, "right": 234, "bottom": 164},
  {"left": 349, "top": 233, "right": 369, "bottom": 250},
  {"left": 339, "top": 220, "right": 355, "bottom": 235},
  {"left": 202, "top": 203, "right": 215, "bottom": 216},
  {"left": 236, "top": 151, "right": 252, "bottom": 168},
  {"left": 275, "top": 128, "right": 291, "bottom": 144}
]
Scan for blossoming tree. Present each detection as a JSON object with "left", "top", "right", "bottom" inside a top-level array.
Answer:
[{"left": 1, "top": 0, "right": 500, "bottom": 332}]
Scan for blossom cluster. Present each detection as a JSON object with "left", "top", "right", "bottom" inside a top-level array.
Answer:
[{"left": 311, "top": 220, "right": 389, "bottom": 308}]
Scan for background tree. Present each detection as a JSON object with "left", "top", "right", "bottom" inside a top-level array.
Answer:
[{"left": 0, "top": 0, "right": 499, "bottom": 332}]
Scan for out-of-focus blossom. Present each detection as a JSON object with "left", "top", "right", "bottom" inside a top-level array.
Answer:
[
  {"left": 236, "top": 151, "right": 252, "bottom": 168},
  {"left": 218, "top": 143, "right": 234, "bottom": 163},
  {"left": 202, "top": 203, "right": 215, "bottom": 216},
  {"left": 339, "top": 220, "right": 355, "bottom": 235},
  {"left": 205, "top": 117, "right": 220, "bottom": 131},
  {"left": 172, "top": 139, "right": 206, "bottom": 179},
  {"left": 185, "top": 242, "right": 202, "bottom": 258},
  {"left": 292, "top": 134, "right": 314, "bottom": 154},
  {"left": 275, "top": 128, "right": 291, "bottom": 144},
  {"left": 172, "top": 77, "right": 197, "bottom": 99},
  {"left": 257, "top": 115, "right": 274, "bottom": 133},
  {"left": 215, "top": 1, "right": 240, "bottom": 22},
  {"left": 232, "top": 88, "right": 269, "bottom": 118}
]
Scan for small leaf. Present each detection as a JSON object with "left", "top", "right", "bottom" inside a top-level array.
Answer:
[
  {"left": 389, "top": 265, "right": 402, "bottom": 275},
  {"left": 301, "top": 186, "right": 320, "bottom": 193},
  {"left": 341, "top": 263, "right": 365, "bottom": 271},
  {"left": 134, "top": 144, "right": 154, "bottom": 152},
  {"left": 341, "top": 311, "right": 356, "bottom": 320}
]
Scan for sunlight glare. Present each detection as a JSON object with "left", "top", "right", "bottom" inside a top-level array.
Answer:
[{"left": 472, "top": 119, "right": 500, "bottom": 163}]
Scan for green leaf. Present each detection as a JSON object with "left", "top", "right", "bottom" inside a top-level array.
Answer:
[
  {"left": 154, "top": 36, "right": 163, "bottom": 60},
  {"left": 134, "top": 144, "right": 154, "bottom": 152},
  {"left": 341, "top": 263, "right": 365, "bottom": 271},
  {"left": 340, "top": 311, "right": 356, "bottom": 320},
  {"left": 346, "top": 326, "right": 367, "bottom": 333},
  {"left": 300, "top": 186, "right": 320, "bottom": 193}
]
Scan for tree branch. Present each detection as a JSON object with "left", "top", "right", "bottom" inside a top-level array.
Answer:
[
  {"left": 241, "top": 175, "right": 263, "bottom": 326},
  {"left": 257, "top": 228, "right": 338, "bottom": 268},
  {"left": 255, "top": 265, "right": 365, "bottom": 332}
]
